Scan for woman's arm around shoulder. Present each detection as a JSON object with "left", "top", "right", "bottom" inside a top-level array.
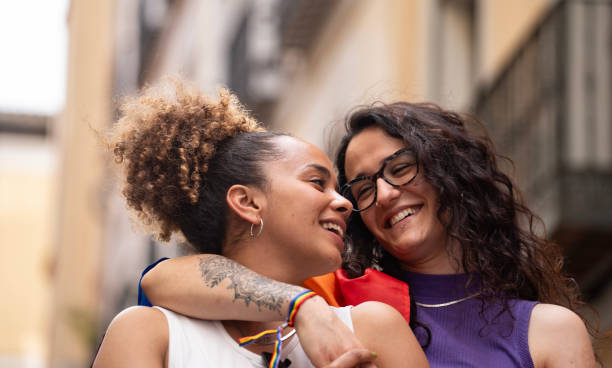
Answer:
[
  {"left": 350, "top": 301, "right": 429, "bottom": 368},
  {"left": 142, "top": 255, "right": 367, "bottom": 366},
  {"left": 141, "top": 254, "right": 305, "bottom": 320},
  {"left": 92, "top": 306, "right": 168, "bottom": 368},
  {"left": 528, "top": 303, "right": 597, "bottom": 368}
]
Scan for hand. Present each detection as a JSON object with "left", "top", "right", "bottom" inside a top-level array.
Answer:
[
  {"left": 293, "top": 296, "right": 366, "bottom": 367},
  {"left": 322, "top": 349, "right": 378, "bottom": 368}
]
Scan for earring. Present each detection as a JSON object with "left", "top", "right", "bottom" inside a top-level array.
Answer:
[{"left": 250, "top": 218, "right": 264, "bottom": 238}]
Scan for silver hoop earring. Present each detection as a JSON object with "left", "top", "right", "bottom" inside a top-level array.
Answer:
[{"left": 250, "top": 218, "right": 264, "bottom": 238}]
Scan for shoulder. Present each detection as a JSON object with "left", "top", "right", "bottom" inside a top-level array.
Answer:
[
  {"left": 350, "top": 302, "right": 429, "bottom": 367},
  {"left": 528, "top": 303, "right": 596, "bottom": 368},
  {"left": 350, "top": 301, "right": 406, "bottom": 328},
  {"left": 349, "top": 301, "right": 408, "bottom": 339},
  {"left": 109, "top": 306, "right": 169, "bottom": 338},
  {"left": 92, "top": 306, "right": 168, "bottom": 368}
]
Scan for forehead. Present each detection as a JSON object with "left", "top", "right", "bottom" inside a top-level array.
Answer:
[
  {"left": 344, "top": 127, "right": 405, "bottom": 180},
  {"left": 267, "top": 135, "right": 334, "bottom": 175}
]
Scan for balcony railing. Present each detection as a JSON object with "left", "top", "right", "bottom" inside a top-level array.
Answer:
[{"left": 475, "top": 0, "right": 612, "bottom": 297}]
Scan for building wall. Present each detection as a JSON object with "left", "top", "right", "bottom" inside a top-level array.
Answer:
[
  {"left": 269, "top": 0, "right": 555, "bottom": 148},
  {"left": 271, "top": 0, "right": 428, "bottom": 151},
  {"left": 477, "top": 0, "right": 553, "bottom": 83},
  {"left": 0, "top": 133, "right": 55, "bottom": 367},
  {"left": 49, "top": 0, "right": 115, "bottom": 366}
]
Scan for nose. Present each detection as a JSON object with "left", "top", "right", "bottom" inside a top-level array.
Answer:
[
  {"left": 331, "top": 190, "right": 353, "bottom": 219},
  {"left": 375, "top": 177, "right": 400, "bottom": 207}
]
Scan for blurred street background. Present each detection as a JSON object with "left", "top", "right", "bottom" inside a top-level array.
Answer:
[{"left": 1, "top": 0, "right": 611, "bottom": 366}]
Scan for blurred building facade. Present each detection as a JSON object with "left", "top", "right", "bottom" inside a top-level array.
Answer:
[
  {"left": 0, "top": 113, "right": 55, "bottom": 367},
  {"left": 40, "top": 0, "right": 610, "bottom": 367}
]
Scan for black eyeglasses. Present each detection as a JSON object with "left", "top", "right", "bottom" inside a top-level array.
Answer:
[{"left": 341, "top": 147, "right": 418, "bottom": 212}]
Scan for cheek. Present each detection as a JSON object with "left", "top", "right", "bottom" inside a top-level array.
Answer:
[{"left": 359, "top": 212, "right": 380, "bottom": 233}]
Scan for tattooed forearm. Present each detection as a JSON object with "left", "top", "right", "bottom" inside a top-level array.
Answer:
[{"left": 198, "top": 255, "right": 304, "bottom": 317}]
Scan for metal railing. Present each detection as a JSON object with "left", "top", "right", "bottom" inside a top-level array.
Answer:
[
  {"left": 474, "top": 0, "right": 612, "bottom": 297},
  {"left": 475, "top": 0, "right": 612, "bottom": 231}
]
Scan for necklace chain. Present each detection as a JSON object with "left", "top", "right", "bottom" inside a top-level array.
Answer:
[{"left": 414, "top": 293, "right": 480, "bottom": 308}]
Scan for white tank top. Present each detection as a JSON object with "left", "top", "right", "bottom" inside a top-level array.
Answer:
[{"left": 154, "top": 306, "right": 354, "bottom": 367}]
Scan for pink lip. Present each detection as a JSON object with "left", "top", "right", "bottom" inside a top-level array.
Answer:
[
  {"left": 319, "top": 217, "right": 347, "bottom": 252},
  {"left": 326, "top": 230, "right": 345, "bottom": 252}
]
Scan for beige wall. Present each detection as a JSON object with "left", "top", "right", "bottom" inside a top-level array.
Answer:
[
  {"left": 0, "top": 135, "right": 56, "bottom": 367},
  {"left": 477, "top": 0, "right": 553, "bottom": 83},
  {"left": 271, "top": 0, "right": 428, "bottom": 151},
  {"left": 270, "top": 0, "right": 554, "bottom": 149},
  {"left": 49, "top": 0, "right": 115, "bottom": 366}
]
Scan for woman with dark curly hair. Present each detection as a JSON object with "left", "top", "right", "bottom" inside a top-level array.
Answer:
[
  {"left": 136, "top": 101, "right": 597, "bottom": 367},
  {"left": 333, "top": 102, "right": 596, "bottom": 367},
  {"left": 92, "top": 80, "right": 428, "bottom": 368}
]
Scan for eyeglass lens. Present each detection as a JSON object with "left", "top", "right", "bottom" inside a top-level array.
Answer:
[{"left": 343, "top": 149, "right": 417, "bottom": 211}]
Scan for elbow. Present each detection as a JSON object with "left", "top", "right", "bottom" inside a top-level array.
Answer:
[{"left": 140, "top": 268, "right": 162, "bottom": 305}]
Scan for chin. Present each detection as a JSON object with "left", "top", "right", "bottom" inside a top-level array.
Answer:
[
  {"left": 383, "top": 239, "right": 423, "bottom": 259},
  {"left": 319, "top": 253, "right": 343, "bottom": 275}
]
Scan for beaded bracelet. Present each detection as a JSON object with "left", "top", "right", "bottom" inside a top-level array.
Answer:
[{"left": 238, "top": 290, "right": 318, "bottom": 368}]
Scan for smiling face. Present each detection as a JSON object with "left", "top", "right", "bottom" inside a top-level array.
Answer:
[
  {"left": 344, "top": 127, "right": 451, "bottom": 271},
  {"left": 258, "top": 136, "right": 352, "bottom": 281}
]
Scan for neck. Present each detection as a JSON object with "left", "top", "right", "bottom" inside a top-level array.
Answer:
[
  {"left": 224, "top": 236, "right": 308, "bottom": 286},
  {"left": 400, "top": 238, "right": 463, "bottom": 274}
]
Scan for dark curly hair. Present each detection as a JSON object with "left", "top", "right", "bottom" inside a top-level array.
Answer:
[
  {"left": 109, "top": 78, "right": 287, "bottom": 253},
  {"left": 335, "top": 101, "right": 584, "bottom": 325}
]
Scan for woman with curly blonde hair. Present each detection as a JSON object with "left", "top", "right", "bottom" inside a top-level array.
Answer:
[{"left": 92, "top": 79, "right": 428, "bottom": 368}]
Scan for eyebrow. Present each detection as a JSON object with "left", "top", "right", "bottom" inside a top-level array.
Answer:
[
  {"left": 303, "top": 163, "right": 341, "bottom": 188},
  {"left": 352, "top": 159, "right": 385, "bottom": 181},
  {"left": 303, "top": 163, "right": 332, "bottom": 178},
  {"left": 350, "top": 148, "right": 407, "bottom": 180}
]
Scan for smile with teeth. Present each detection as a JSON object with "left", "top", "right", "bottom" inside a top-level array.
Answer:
[
  {"left": 389, "top": 206, "right": 422, "bottom": 227},
  {"left": 322, "top": 222, "right": 344, "bottom": 238}
]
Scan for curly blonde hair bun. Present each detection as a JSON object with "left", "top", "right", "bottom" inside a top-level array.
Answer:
[{"left": 109, "top": 77, "right": 265, "bottom": 242}]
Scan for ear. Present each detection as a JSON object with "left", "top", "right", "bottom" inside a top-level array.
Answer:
[{"left": 226, "top": 184, "right": 265, "bottom": 225}]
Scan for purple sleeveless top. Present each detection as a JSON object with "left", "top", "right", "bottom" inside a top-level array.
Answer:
[{"left": 402, "top": 272, "right": 537, "bottom": 368}]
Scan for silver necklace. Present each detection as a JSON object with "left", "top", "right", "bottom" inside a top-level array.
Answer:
[{"left": 415, "top": 293, "right": 480, "bottom": 308}]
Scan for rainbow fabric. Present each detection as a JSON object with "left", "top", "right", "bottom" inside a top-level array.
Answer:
[{"left": 237, "top": 329, "right": 278, "bottom": 346}]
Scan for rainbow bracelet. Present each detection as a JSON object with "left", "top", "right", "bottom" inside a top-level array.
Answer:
[
  {"left": 238, "top": 290, "right": 318, "bottom": 368},
  {"left": 286, "top": 290, "right": 317, "bottom": 327}
]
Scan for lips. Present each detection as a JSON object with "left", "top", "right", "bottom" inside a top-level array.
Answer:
[
  {"left": 321, "top": 221, "right": 344, "bottom": 238},
  {"left": 385, "top": 205, "right": 423, "bottom": 228}
]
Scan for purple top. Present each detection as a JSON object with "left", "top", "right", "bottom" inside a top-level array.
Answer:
[{"left": 402, "top": 272, "right": 537, "bottom": 368}]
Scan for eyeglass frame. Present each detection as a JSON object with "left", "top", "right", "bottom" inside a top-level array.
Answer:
[{"left": 340, "top": 147, "right": 419, "bottom": 213}]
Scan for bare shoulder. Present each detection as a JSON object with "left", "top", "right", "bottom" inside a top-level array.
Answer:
[
  {"left": 92, "top": 306, "right": 169, "bottom": 368},
  {"left": 350, "top": 302, "right": 429, "bottom": 368},
  {"left": 528, "top": 303, "right": 596, "bottom": 368},
  {"left": 350, "top": 301, "right": 406, "bottom": 327},
  {"left": 105, "top": 306, "right": 169, "bottom": 344}
]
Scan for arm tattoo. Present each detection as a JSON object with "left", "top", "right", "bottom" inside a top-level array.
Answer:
[{"left": 198, "top": 255, "right": 304, "bottom": 317}]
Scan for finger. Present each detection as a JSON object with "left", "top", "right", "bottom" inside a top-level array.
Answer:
[{"left": 324, "top": 349, "right": 377, "bottom": 368}]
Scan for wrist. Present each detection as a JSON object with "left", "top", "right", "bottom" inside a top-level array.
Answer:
[{"left": 293, "top": 295, "right": 329, "bottom": 329}]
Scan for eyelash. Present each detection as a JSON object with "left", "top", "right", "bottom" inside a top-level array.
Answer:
[{"left": 310, "top": 178, "right": 326, "bottom": 188}]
